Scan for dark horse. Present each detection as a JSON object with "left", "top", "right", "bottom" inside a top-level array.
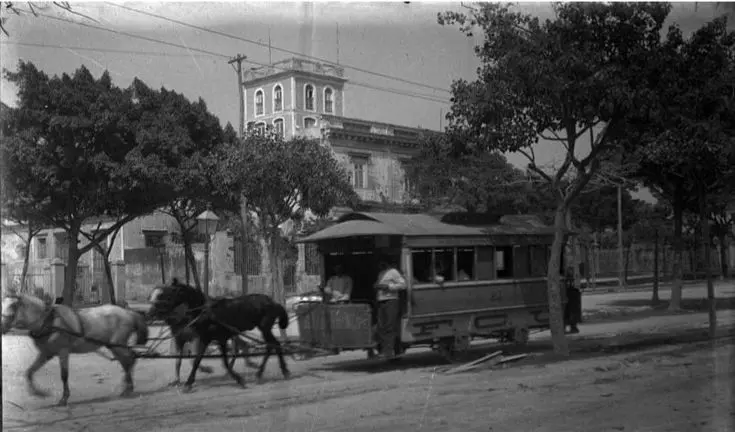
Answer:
[{"left": 148, "top": 279, "right": 290, "bottom": 392}]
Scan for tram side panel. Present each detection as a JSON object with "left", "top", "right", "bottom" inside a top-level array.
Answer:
[{"left": 403, "top": 243, "right": 567, "bottom": 345}]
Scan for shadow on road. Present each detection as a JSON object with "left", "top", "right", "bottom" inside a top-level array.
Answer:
[
  {"left": 607, "top": 297, "right": 735, "bottom": 312},
  {"left": 315, "top": 326, "right": 735, "bottom": 374}
]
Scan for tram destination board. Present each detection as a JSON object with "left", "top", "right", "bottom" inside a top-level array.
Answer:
[{"left": 296, "top": 303, "right": 373, "bottom": 348}]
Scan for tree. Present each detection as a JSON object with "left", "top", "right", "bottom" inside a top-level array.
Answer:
[
  {"left": 129, "top": 80, "right": 234, "bottom": 290},
  {"left": 405, "top": 133, "right": 534, "bottom": 214},
  {"left": 0, "top": 2, "right": 95, "bottom": 37},
  {"left": 438, "top": 2, "right": 671, "bottom": 355},
  {"left": 218, "top": 131, "right": 358, "bottom": 303},
  {"left": 1, "top": 62, "right": 167, "bottom": 305},
  {"left": 622, "top": 16, "right": 735, "bottom": 336}
]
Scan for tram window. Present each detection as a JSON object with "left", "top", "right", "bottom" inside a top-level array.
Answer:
[
  {"left": 476, "top": 246, "right": 495, "bottom": 280},
  {"left": 411, "top": 249, "right": 433, "bottom": 283},
  {"left": 457, "top": 248, "right": 474, "bottom": 280},
  {"left": 434, "top": 248, "right": 455, "bottom": 282},
  {"left": 496, "top": 246, "right": 513, "bottom": 278}
]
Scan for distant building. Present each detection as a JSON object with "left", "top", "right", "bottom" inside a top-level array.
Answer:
[{"left": 242, "top": 57, "right": 434, "bottom": 208}]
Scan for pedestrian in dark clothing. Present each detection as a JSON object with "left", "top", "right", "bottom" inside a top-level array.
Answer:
[{"left": 564, "top": 267, "right": 581, "bottom": 334}]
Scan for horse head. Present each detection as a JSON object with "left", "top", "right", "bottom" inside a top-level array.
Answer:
[
  {"left": 1, "top": 293, "right": 47, "bottom": 334},
  {"left": 148, "top": 278, "right": 205, "bottom": 321}
]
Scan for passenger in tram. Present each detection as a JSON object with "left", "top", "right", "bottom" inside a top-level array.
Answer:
[
  {"left": 457, "top": 267, "right": 471, "bottom": 281},
  {"left": 433, "top": 259, "right": 450, "bottom": 283},
  {"left": 373, "top": 259, "right": 407, "bottom": 358},
  {"left": 323, "top": 264, "right": 353, "bottom": 303}
]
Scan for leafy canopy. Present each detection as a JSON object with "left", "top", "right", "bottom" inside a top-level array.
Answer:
[{"left": 439, "top": 2, "right": 672, "bottom": 206}]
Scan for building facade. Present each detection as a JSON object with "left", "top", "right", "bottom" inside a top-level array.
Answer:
[{"left": 243, "top": 57, "right": 430, "bottom": 207}]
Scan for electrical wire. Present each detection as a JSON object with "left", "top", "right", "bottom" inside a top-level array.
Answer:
[
  {"left": 106, "top": 2, "right": 452, "bottom": 95},
  {"left": 0, "top": 41, "right": 213, "bottom": 57},
  {"left": 15, "top": 9, "right": 451, "bottom": 104}
]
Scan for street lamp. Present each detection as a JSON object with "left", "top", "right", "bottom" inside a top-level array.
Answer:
[{"left": 196, "top": 208, "right": 220, "bottom": 297}]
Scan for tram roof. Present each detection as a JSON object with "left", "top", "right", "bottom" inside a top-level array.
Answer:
[{"left": 296, "top": 212, "right": 561, "bottom": 243}]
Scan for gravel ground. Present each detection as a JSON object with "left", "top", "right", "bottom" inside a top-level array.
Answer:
[{"left": 3, "top": 281, "right": 735, "bottom": 432}]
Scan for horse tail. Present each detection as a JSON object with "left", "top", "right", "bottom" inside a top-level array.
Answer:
[
  {"left": 276, "top": 304, "right": 289, "bottom": 330},
  {"left": 132, "top": 311, "right": 149, "bottom": 346}
]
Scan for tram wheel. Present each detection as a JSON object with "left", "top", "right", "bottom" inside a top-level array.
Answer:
[{"left": 438, "top": 335, "right": 471, "bottom": 364}]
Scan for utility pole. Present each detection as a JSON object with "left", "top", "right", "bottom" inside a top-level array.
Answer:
[
  {"left": 229, "top": 53, "right": 249, "bottom": 294},
  {"left": 228, "top": 54, "right": 247, "bottom": 137}
]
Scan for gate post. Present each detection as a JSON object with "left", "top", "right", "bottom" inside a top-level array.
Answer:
[
  {"left": 1, "top": 263, "right": 9, "bottom": 295},
  {"left": 50, "top": 258, "right": 65, "bottom": 299},
  {"left": 111, "top": 260, "right": 126, "bottom": 304}
]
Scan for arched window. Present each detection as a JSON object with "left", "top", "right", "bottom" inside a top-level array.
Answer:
[
  {"left": 254, "top": 121, "right": 266, "bottom": 135},
  {"left": 324, "top": 87, "right": 334, "bottom": 114},
  {"left": 273, "top": 118, "right": 285, "bottom": 136},
  {"left": 304, "top": 84, "right": 315, "bottom": 111},
  {"left": 304, "top": 117, "right": 317, "bottom": 129},
  {"left": 255, "top": 90, "right": 264, "bottom": 116},
  {"left": 273, "top": 85, "right": 283, "bottom": 112}
]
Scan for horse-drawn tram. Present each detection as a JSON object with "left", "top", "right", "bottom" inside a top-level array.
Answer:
[{"left": 295, "top": 211, "right": 568, "bottom": 362}]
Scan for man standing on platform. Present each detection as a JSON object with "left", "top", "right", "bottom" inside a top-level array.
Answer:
[{"left": 374, "top": 259, "right": 407, "bottom": 358}]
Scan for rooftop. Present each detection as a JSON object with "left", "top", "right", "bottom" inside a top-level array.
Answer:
[{"left": 243, "top": 58, "right": 346, "bottom": 83}]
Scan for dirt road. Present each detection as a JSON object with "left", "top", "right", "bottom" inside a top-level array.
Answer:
[{"left": 3, "top": 282, "right": 734, "bottom": 432}]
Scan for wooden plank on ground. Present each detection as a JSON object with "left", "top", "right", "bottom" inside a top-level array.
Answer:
[
  {"left": 444, "top": 350, "right": 503, "bottom": 375},
  {"left": 495, "top": 353, "right": 529, "bottom": 365}
]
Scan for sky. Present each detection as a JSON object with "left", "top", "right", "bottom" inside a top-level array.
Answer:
[{"left": 1, "top": 1, "right": 731, "bottom": 202}]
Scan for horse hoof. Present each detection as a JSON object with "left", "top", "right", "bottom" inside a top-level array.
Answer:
[
  {"left": 168, "top": 380, "right": 181, "bottom": 387},
  {"left": 199, "top": 365, "right": 214, "bottom": 374},
  {"left": 282, "top": 371, "right": 291, "bottom": 380},
  {"left": 56, "top": 399, "right": 68, "bottom": 407},
  {"left": 181, "top": 385, "right": 194, "bottom": 394},
  {"left": 120, "top": 390, "right": 134, "bottom": 398}
]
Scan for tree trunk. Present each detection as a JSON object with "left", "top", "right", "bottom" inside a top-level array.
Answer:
[
  {"left": 699, "top": 190, "right": 717, "bottom": 339},
  {"left": 547, "top": 206, "right": 569, "bottom": 356},
  {"left": 240, "top": 194, "right": 249, "bottom": 295},
  {"left": 669, "top": 185, "right": 684, "bottom": 311},
  {"left": 266, "top": 238, "right": 285, "bottom": 304},
  {"left": 565, "top": 210, "right": 581, "bottom": 290},
  {"left": 718, "top": 234, "right": 728, "bottom": 279},
  {"left": 20, "top": 225, "right": 34, "bottom": 293},
  {"left": 62, "top": 226, "right": 81, "bottom": 306},
  {"left": 652, "top": 230, "right": 660, "bottom": 304},
  {"left": 624, "top": 244, "right": 631, "bottom": 284}
]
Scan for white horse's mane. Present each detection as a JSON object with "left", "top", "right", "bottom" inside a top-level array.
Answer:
[{"left": 17, "top": 293, "right": 47, "bottom": 309}]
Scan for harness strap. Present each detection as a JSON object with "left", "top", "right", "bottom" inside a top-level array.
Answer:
[{"left": 29, "top": 305, "right": 57, "bottom": 340}]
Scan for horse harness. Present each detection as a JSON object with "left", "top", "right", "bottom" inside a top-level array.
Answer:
[{"left": 29, "top": 304, "right": 86, "bottom": 343}]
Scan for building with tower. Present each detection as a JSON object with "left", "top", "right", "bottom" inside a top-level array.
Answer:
[{"left": 242, "top": 57, "right": 433, "bottom": 208}]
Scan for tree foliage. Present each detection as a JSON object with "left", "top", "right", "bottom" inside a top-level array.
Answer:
[
  {"left": 438, "top": 2, "right": 672, "bottom": 355},
  {"left": 619, "top": 15, "right": 735, "bottom": 315},
  {"left": 1, "top": 61, "right": 169, "bottom": 304},
  {"left": 128, "top": 79, "right": 235, "bottom": 289},
  {"left": 404, "top": 133, "right": 533, "bottom": 214},
  {"left": 218, "top": 131, "right": 358, "bottom": 302}
]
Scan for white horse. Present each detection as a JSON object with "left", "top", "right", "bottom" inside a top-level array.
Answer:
[{"left": 1, "top": 293, "right": 149, "bottom": 406}]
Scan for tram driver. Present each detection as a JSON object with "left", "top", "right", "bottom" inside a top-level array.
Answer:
[
  {"left": 323, "top": 264, "right": 353, "bottom": 303},
  {"left": 373, "top": 258, "right": 407, "bottom": 358}
]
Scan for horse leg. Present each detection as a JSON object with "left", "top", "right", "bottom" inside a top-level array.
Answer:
[
  {"left": 264, "top": 330, "right": 291, "bottom": 380},
  {"left": 26, "top": 351, "right": 53, "bottom": 399},
  {"left": 255, "top": 340, "right": 272, "bottom": 381},
  {"left": 170, "top": 337, "right": 184, "bottom": 387},
  {"left": 182, "top": 336, "right": 210, "bottom": 393},
  {"left": 56, "top": 350, "right": 71, "bottom": 406},
  {"left": 195, "top": 337, "right": 213, "bottom": 374},
  {"left": 240, "top": 338, "right": 258, "bottom": 369},
  {"left": 113, "top": 347, "right": 136, "bottom": 398},
  {"left": 217, "top": 338, "right": 245, "bottom": 388}
]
